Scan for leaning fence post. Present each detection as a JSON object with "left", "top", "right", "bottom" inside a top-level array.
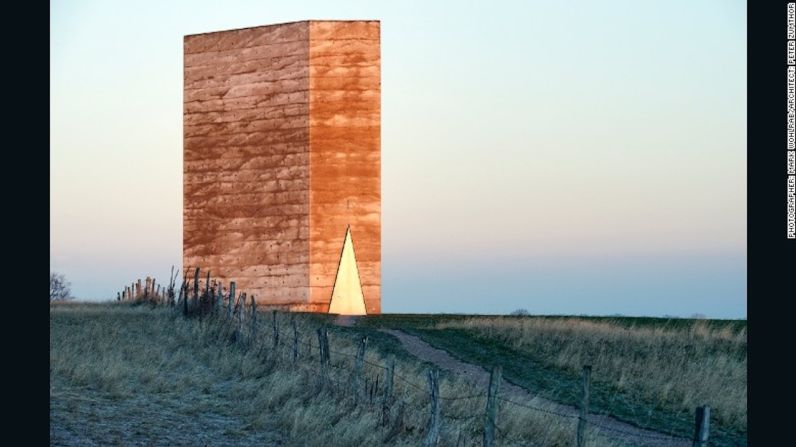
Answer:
[
  {"left": 353, "top": 336, "right": 368, "bottom": 403},
  {"left": 227, "top": 281, "right": 236, "bottom": 319},
  {"left": 382, "top": 356, "right": 395, "bottom": 426},
  {"left": 693, "top": 405, "right": 710, "bottom": 447},
  {"left": 576, "top": 365, "right": 592, "bottom": 447},
  {"left": 423, "top": 369, "right": 441, "bottom": 447},
  {"left": 272, "top": 310, "right": 279, "bottom": 349},
  {"left": 292, "top": 316, "right": 299, "bottom": 364},
  {"left": 483, "top": 366, "right": 502, "bottom": 447}
]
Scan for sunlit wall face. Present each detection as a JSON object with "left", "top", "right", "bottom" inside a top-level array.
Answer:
[{"left": 51, "top": 0, "right": 746, "bottom": 318}]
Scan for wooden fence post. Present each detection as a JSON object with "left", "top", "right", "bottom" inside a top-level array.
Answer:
[
  {"left": 353, "top": 336, "right": 368, "bottom": 403},
  {"left": 272, "top": 310, "right": 279, "bottom": 349},
  {"left": 181, "top": 281, "right": 188, "bottom": 316},
  {"left": 576, "top": 365, "right": 592, "bottom": 447},
  {"left": 215, "top": 283, "right": 223, "bottom": 315},
  {"left": 239, "top": 293, "right": 246, "bottom": 319},
  {"left": 317, "top": 328, "right": 324, "bottom": 364},
  {"left": 250, "top": 296, "right": 257, "bottom": 342},
  {"left": 167, "top": 268, "right": 176, "bottom": 306},
  {"left": 483, "top": 366, "right": 502, "bottom": 447},
  {"left": 321, "top": 328, "right": 330, "bottom": 365},
  {"left": 371, "top": 372, "right": 379, "bottom": 405},
  {"left": 192, "top": 267, "right": 200, "bottom": 312},
  {"left": 382, "top": 356, "right": 395, "bottom": 426},
  {"left": 234, "top": 293, "right": 245, "bottom": 342},
  {"left": 316, "top": 327, "right": 329, "bottom": 386},
  {"left": 227, "top": 281, "right": 236, "bottom": 319},
  {"left": 693, "top": 405, "right": 710, "bottom": 447},
  {"left": 292, "top": 317, "right": 299, "bottom": 364},
  {"left": 423, "top": 369, "right": 441, "bottom": 447}
]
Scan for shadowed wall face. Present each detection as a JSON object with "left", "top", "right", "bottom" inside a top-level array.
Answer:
[{"left": 183, "top": 20, "right": 380, "bottom": 313}]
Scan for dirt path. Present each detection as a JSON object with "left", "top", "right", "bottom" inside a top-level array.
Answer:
[{"left": 380, "top": 329, "right": 691, "bottom": 447}]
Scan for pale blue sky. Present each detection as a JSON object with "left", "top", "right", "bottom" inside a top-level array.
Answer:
[{"left": 51, "top": 0, "right": 747, "bottom": 318}]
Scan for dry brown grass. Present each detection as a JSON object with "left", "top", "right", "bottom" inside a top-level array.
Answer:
[
  {"left": 51, "top": 303, "right": 623, "bottom": 446},
  {"left": 434, "top": 316, "right": 746, "bottom": 432}
]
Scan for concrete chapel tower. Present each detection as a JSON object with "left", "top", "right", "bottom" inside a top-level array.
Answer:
[{"left": 183, "top": 20, "right": 381, "bottom": 314}]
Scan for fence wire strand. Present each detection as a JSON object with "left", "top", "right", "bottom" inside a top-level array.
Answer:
[
  {"left": 442, "top": 412, "right": 482, "bottom": 422},
  {"left": 144, "top": 295, "right": 706, "bottom": 447},
  {"left": 439, "top": 392, "right": 485, "bottom": 402},
  {"left": 586, "top": 419, "right": 682, "bottom": 442},
  {"left": 497, "top": 396, "right": 577, "bottom": 419},
  {"left": 394, "top": 372, "right": 428, "bottom": 393}
]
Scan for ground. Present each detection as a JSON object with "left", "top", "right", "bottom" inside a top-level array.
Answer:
[{"left": 50, "top": 303, "right": 746, "bottom": 446}]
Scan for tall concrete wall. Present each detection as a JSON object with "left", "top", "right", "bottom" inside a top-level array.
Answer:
[
  {"left": 308, "top": 21, "right": 381, "bottom": 314},
  {"left": 183, "top": 20, "right": 380, "bottom": 313}
]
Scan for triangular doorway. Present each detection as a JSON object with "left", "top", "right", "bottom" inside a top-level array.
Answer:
[{"left": 328, "top": 226, "right": 367, "bottom": 315}]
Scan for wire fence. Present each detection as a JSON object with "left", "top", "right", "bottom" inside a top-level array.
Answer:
[{"left": 119, "top": 272, "right": 712, "bottom": 447}]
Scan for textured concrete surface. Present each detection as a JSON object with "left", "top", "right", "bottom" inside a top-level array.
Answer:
[
  {"left": 183, "top": 21, "right": 380, "bottom": 313},
  {"left": 308, "top": 21, "right": 381, "bottom": 314}
]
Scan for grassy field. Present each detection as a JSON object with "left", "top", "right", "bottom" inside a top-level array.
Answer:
[
  {"left": 52, "top": 303, "right": 639, "bottom": 446},
  {"left": 357, "top": 314, "right": 747, "bottom": 446}
]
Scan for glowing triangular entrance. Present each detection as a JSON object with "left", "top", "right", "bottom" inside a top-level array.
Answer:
[{"left": 328, "top": 227, "right": 367, "bottom": 315}]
